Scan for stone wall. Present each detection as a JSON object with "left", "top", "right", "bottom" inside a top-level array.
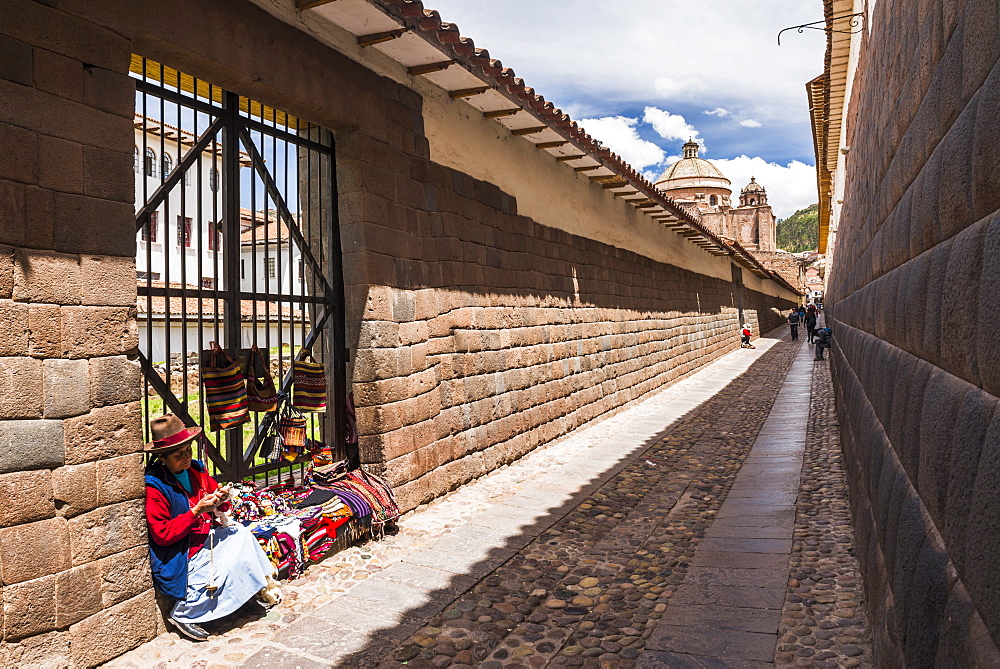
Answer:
[
  {"left": 0, "top": 0, "right": 797, "bottom": 663},
  {"left": 0, "top": 4, "right": 157, "bottom": 664},
  {"left": 826, "top": 0, "right": 1000, "bottom": 664},
  {"left": 340, "top": 150, "right": 795, "bottom": 509}
]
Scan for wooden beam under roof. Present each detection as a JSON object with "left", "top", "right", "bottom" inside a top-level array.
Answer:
[
  {"left": 408, "top": 61, "right": 454, "bottom": 76},
  {"left": 613, "top": 190, "right": 641, "bottom": 198},
  {"left": 574, "top": 165, "right": 601, "bottom": 172},
  {"left": 601, "top": 180, "right": 629, "bottom": 189},
  {"left": 555, "top": 155, "right": 586, "bottom": 162},
  {"left": 449, "top": 86, "right": 490, "bottom": 99},
  {"left": 296, "top": 0, "right": 337, "bottom": 9},
  {"left": 357, "top": 28, "right": 407, "bottom": 47},
  {"left": 511, "top": 126, "right": 547, "bottom": 136},
  {"left": 483, "top": 108, "right": 522, "bottom": 119},
  {"left": 535, "top": 140, "right": 568, "bottom": 149}
]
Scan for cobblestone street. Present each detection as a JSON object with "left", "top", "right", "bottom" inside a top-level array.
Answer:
[{"left": 110, "top": 327, "right": 870, "bottom": 668}]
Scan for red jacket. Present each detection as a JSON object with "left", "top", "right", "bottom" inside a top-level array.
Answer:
[{"left": 145, "top": 462, "right": 231, "bottom": 557}]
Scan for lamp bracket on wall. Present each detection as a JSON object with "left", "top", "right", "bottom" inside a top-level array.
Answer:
[{"left": 777, "top": 12, "right": 866, "bottom": 46}]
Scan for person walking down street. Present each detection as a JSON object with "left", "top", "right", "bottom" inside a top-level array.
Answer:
[
  {"left": 814, "top": 326, "right": 832, "bottom": 360},
  {"left": 805, "top": 307, "right": 818, "bottom": 343},
  {"left": 787, "top": 309, "right": 800, "bottom": 341},
  {"left": 740, "top": 323, "right": 755, "bottom": 349}
]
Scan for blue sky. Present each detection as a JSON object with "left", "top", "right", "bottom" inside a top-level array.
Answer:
[{"left": 424, "top": 1, "right": 828, "bottom": 218}]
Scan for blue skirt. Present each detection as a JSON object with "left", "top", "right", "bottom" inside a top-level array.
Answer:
[{"left": 170, "top": 524, "right": 275, "bottom": 623}]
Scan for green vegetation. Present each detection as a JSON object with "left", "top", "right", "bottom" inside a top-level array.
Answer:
[{"left": 776, "top": 203, "right": 820, "bottom": 253}]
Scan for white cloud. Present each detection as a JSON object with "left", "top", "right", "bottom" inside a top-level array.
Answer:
[
  {"left": 739, "top": 119, "right": 763, "bottom": 128},
  {"left": 577, "top": 115, "right": 666, "bottom": 170},
  {"left": 642, "top": 107, "right": 702, "bottom": 147},
  {"left": 712, "top": 156, "right": 817, "bottom": 219},
  {"left": 704, "top": 107, "right": 731, "bottom": 117}
]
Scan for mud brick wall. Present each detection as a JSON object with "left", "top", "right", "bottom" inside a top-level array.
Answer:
[
  {"left": 0, "top": 4, "right": 158, "bottom": 666},
  {"left": 826, "top": 0, "right": 1000, "bottom": 664},
  {"left": 341, "top": 148, "right": 796, "bottom": 510}
]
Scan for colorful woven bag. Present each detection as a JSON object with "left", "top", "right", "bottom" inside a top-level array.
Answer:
[
  {"left": 292, "top": 352, "right": 326, "bottom": 412},
  {"left": 245, "top": 345, "right": 278, "bottom": 412},
  {"left": 278, "top": 404, "right": 308, "bottom": 462},
  {"left": 201, "top": 342, "right": 250, "bottom": 431}
]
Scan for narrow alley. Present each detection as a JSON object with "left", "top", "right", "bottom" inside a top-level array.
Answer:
[{"left": 110, "top": 324, "right": 870, "bottom": 668}]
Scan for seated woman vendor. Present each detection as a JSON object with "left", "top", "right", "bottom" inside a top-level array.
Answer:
[{"left": 144, "top": 414, "right": 279, "bottom": 641}]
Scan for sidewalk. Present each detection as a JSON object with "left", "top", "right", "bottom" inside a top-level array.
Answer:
[{"left": 110, "top": 326, "right": 869, "bottom": 668}]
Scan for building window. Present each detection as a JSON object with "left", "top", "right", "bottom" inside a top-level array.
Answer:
[
  {"left": 134, "top": 147, "right": 140, "bottom": 173},
  {"left": 137, "top": 271, "right": 161, "bottom": 281},
  {"left": 201, "top": 277, "right": 215, "bottom": 289},
  {"left": 709, "top": 195, "right": 718, "bottom": 206},
  {"left": 162, "top": 153, "right": 172, "bottom": 179},
  {"left": 177, "top": 216, "right": 192, "bottom": 247},
  {"left": 209, "top": 167, "right": 219, "bottom": 192},
  {"left": 207, "top": 222, "right": 221, "bottom": 252},
  {"left": 141, "top": 211, "right": 159, "bottom": 242},
  {"left": 266, "top": 257, "right": 276, "bottom": 279},
  {"left": 144, "top": 148, "right": 156, "bottom": 177}
]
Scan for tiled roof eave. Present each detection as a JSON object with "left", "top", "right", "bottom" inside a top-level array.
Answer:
[{"left": 301, "top": 0, "right": 735, "bottom": 256}]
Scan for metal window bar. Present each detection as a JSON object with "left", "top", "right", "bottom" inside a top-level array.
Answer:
[{"left": 131, "top": 56, "right": 348, "bottom": 483}]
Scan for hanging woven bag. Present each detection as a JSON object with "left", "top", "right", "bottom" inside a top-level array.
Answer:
[
  {"left": 245, "top": 345, "right": 278, "bottom": 412},
  {"left": 292, "top": 350, "right": 326, "bottom": 412},
  {"left": 201, "top": 341, "right": 250, "bottom": 431},
  {"left": 278, "top": 403, "right": 308, "bottom": 462}
]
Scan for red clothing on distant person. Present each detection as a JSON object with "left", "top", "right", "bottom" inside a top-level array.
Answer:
[
  {"left": 145, "top": 464, "right": 230, "bottom": 558},
  {"left": 742, "top": 327, "right": 751, "bottom": 337}
]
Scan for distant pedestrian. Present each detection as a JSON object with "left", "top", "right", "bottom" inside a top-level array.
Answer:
[
  {"left": 741, "top": 323, "right": 755, "bottom": 349},
  {"left": 787, "top": 309, "right": 800, "bottom": 341},
  {"left": 814, "top": 326, "right": 832, "bottom": 360},
  {"left": 805, "top": 307, "right": 818, "bottom": 343}
]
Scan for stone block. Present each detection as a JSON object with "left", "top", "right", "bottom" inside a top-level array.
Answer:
[
  {"left": 51, "top": 461, "right": 98, "bottom": 518},
  {"left": 67, "top": 499, "right": 146, "bottom": 566},
  {"left": 2, "top": 573, "right": 57, "bottom": 640},
  {"left": 917, "top": 368, "right": 968, "bottom": 523},
  {"left": 55, "top": 562, "right": 102, "bottom": 628},
  {"left": 97, "top": 545, "right": 151, "bottom": 608},
  {"left": 0, "top": 516, "right": 69, "bottom": 584},
  {"left": 0, "top": 418, "right": 63, "bottom": 474},
  {"left": 52, "top": 192, "right": 135, "bottom": 258},
  {"left": 37, "top": 133, "right": 84, "bottom": 194},
  {"left": 13, "top": 248, "right": 83, "bottom": 305},
  {"left": 0, "top": 356, "right": 43, "bottom": 418},
  {"left": 943, "top": 393, "right": 996, "bottom": 557},
  {"left": 96, "top": 453, "right": 144, "bottom": 506},
  {"left": 22, "top": 184, "right": 54, "bottom": 251},
  {"left": 32, "top": 47, "right": 83, "bottom": 101},
  {"left": 0, "top": 469, "right": 54, "bottom": 528},
  {"left": 82, "top": 66, "right": 133, "bottom": 119},
  {"left": 0, "top": 300, "right": 29, "bottom": 356},
  {"left": 78, "top": 255, "right": 135, "bottom": 307},
  {"left": 964, "top": 409, "right": 1000, "bottom": 638},
  {"left": 63, "top": 402, "right": 142, "bottom": 465},
  {"left": 0, "top": 122, "right": 39, "bottom": 195},
  {"left": 28, "top": 303, "right": 62, "bottom": 358},
  {"left": 69, "top": 590, "right": 157, "bottom": 667},
  {"left": 0, "top": 180, "right": 26, "bottom": 247},
  {"left": 43, "top": 358, "right": 89, "bottom": 418},
  {"left": 0, "top": 630, "right": 70, "bottom": 667},
  {"left": 0, "top": 245, "right": 13, "bottom": 298},
  {"left": 82, "top": 145, "right": 133, "bottom": 203},
  {"left": 0, "top": 35, "right": 33, "bottom": 86},
  {"left": 89, "top": 354, "right": 141, "bottom": 407},
  {"left": 60, "top": 305, "right": 136, "bottom": 358},
  {"left": 978, "top": 213, "right": 1000, "bottom": 397}
]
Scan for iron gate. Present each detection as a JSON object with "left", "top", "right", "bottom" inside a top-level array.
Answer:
[{"left": 131, "top": 56, "right": 349, "bottom": 483}]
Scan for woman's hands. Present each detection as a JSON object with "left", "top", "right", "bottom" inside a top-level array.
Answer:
[{"left": 192, "top": 491, "right": 222, "bottom": 515}]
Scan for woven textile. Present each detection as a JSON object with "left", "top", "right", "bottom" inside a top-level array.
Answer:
[
  {"left": 292, "top": 357, "right": 326, "bottom": 412},
  {"left": 202, "top": 346, "right": 249, "bottom": 431}
]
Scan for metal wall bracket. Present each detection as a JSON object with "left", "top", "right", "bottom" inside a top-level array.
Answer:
[{"left": 778, "top": 12, "right": 866, "bottom": 46}]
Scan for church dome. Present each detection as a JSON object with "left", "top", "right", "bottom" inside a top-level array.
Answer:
[
  {"left": 742, "top": 176, "right": 765, "bottom": 192},
  {"left": 653, "top": 140, "right": 732, "bottom": 191}
]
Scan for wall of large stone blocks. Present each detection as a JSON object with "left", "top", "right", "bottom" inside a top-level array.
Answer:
[
  {"left": 0, "top": 0, "right": 796, "bottom": 663},
  {"left": 0, "top": 3, "right": 158, "bottom": 665},
  {"left": 338, "top": 142, "right": 796, "bottom": 509},
  {"left": 826, "top": 0, "right": 1000, "bottom": 664}
]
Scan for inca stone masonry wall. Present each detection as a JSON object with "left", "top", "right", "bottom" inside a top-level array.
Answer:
[
  {"left": 826, "top": 0, "right": 1000, "bottom": 665},
  {"left": 0, "top": 0, "right": 796, "bottom": 663}
]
